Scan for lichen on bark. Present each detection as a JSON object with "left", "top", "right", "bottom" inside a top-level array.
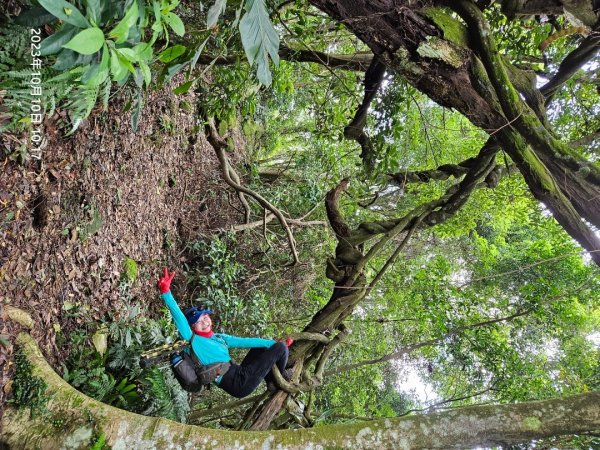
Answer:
[{"left": 2, "top": 327, "right": 600, "bottom": 450}]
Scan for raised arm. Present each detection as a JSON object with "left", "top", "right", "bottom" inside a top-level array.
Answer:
[{"left": 157, "top": 268, "right": 192, "bottom": 341}]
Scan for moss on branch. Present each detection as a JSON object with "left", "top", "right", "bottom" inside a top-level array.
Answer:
[{"left": 3, "top": 330, "right": 600, "bottom": 449}]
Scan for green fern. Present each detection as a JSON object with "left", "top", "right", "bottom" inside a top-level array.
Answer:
[
  {"left": 139, "top": 367, "right": 190, "bottom": 423},
  {"left": 0, "top": 24, "right": 110, "bottom": 140}
]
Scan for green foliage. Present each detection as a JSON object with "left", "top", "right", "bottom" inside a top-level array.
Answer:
[
  {"left": 184, "top": 234, "right": 269, "bottom": 335},
  {"left": 61, "top": 288, "right": 189, "bottom": 422},
  {"left": 32, "top": 0, "right": 168, "bottom": 87},
  {"left": 2, "top": 0, "right": 187, "bottom": 134},
  {"left": 138, "top": 367, "right": 189, "bottom": 422},
  {"left": 0, "top": 24, "right": 111, "bottom": 143},
  {"left": 239, "top": 0, "right": 279, "bottom": 86},
  {"left": 89, "top": 432, "right": 108, "bottom": 450}
]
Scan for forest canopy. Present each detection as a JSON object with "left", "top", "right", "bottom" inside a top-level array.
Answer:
[{"left": 1, "top": 0, "right": 600, "bottom": 449}]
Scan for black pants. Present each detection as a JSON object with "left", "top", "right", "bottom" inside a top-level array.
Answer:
[{"left": 218, "top": 342, "right": 288, "bottom": 398}]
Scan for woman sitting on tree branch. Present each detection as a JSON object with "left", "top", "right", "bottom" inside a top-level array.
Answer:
[{"left": 157, "top": 268, "right": 293, "bottom": 398}]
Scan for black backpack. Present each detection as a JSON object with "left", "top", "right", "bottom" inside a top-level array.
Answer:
[{"left": 170, "top": 335, "right": 230, "bottom": 392}]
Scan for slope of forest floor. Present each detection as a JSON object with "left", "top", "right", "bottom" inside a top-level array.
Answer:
[{"left": 0, "top": 82, "right": 243, "bottom": 416}]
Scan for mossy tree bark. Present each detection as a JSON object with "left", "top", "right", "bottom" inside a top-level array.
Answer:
[
  {"left": 3, "top": 332, "right": 600, "bottom": 449},
  {"left": 306, "top": 0, "right": 600, "bottom": 266}
]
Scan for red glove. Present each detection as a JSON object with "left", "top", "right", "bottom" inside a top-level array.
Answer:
[
  {"left": 157, "top": 267, "right": 175, "bottom": 294},
  {"left": 279, "top": 337, "right": 294, "bottom": 347}
]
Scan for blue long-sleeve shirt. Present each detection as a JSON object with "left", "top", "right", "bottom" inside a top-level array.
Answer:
[{"left": 161, "top": 291, "right": 276, "bottom": 368}]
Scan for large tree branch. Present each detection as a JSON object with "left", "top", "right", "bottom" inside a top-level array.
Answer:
[
  {"left": 305, "top": 0, "right": 600, "bottom": 266},
  {"left": 349, "top": 138, "right": 500, "bottom": 246},
  {"left": 343, "top": 56, "right": 387, "bottom": 169},
  {"left": 193, "top": 45, "right": 371, "bottom": 71},
  {"left": 450, "top": 0, "right": 600, "bottom": 266},
  {"left": 7, "top": 309, "right": 600, "bottom": 448},
  {"left": 388, "top": 143, "right": 517, "bottom": 187},
  {"left": 5, "top": 333, "right": 599, "bottom": 450},
  {"left": 540, "top": 32, "right": 600, "bottom": 102}
]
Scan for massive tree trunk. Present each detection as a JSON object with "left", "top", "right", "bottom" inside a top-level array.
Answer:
[
  {"left": 307, "top": 0, "right": 600, "bottom": 266},
  {"left": 3, "top": 330, "right": 600, "bottom": 450}
]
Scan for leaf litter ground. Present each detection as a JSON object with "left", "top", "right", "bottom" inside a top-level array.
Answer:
[{"left": 0, "top": 82, "right": 243, "bottom": 417}]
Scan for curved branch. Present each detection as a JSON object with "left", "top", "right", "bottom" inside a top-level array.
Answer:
[
  {"left": 343, "top": 56, "right": 387, "bottom": 169},
  {"left": 203, "top": 116, "right": 299, "bottom": 265},
  {"left": 325, "top": 178, "right": 352, "bottom": 238},
  {"left": 424, "top": 137, "right": 498, "bottom": 226},
  {"left": 541, "top": 32, "right": 600, "bottom": 102},
  {"left": 229, "top": 214, "right": 326, "bottom": 232},
  {"left": 388, "top": 140, "right": 514, "bottom": 186},
  {"left": 314, "top": 325, "right": 349, "bottom": 380},
  {"left": 289, "top": 332, "right": 331, "bottom": 343}
]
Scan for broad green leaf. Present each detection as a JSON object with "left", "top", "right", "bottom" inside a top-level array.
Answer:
[
  {"left": 189, "top": 36, "right": 210, "bottom": 72},
  {"left": 62, "top": 27, "right": 104, "bottom": 55},
  {"left": 133, "top": 67, "right": 144, "bottom": 87},
  {"left": 158, "top": 45, "right": 186, "bottom": 62},
  {"left": 256, "top": 50, "right": 272, "bottom": 86},
  {"left": 110, "top": 48, "right": 130, "bottom": 82},
  {"left": 165, "top": 62, "right": 187, "bottom": 81},
  {"left": 139, "top": 60, "right": 151, "bottom": 86},
  {"left": 14, "top": 7, "right": 56, "bottom": 27},
  {"left": 91, "top": 329, "right": 108, "bottom": 356},
  {"left": 173, "top": 79, "right": 194, "bottom": 94},
  {"left": 53, "top": 49, "right": 80, "bottom": 70},
  {"left": 109, "top": 1, "right": 139, "bottom": 44},
  {"left": 117, "top": 47, "right": 139, "bottom": 62},
  {"left": 85, "top": 0, "right": 102, "bottom": 23},
  {"left": 164, "top": 12, "right": 185, "bottom": 36},
  {"left": 207, "top": 0, "right": 226, "bottom": 28},
  {"left": 38, "top": 0, "right": 90, "bottom": 28},
  {"left": 239, "top": 0, "right": 279, "bottom": 85},
  {"left": 40, "top": 26, "right": 77, "bottom": 56},
  {"left": 231, "top": 5, "right": 242, "bottom": 28},
  {"left": 81, "top": 45, "right": 109, "bottom": 85},
  {"left": 133, "top": 42, "right": 153, "bottom": 61},
  {"left": 81, "top": 62, "right": 100, "bottom": 86}
]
